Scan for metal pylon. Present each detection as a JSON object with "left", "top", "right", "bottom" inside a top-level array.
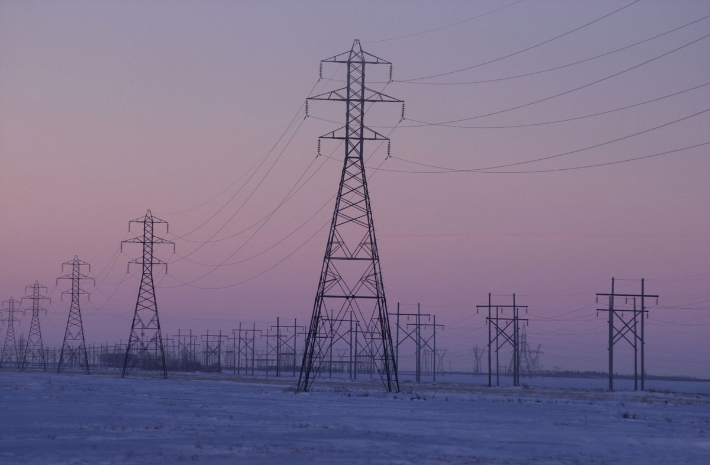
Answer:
[
  {"left": 1, "top": 297, "right": 24, "bottom": 369},
  {"left": 21, "top": 281, "right": 50, "bottom": 371},
  {"left": 298, "top": 40, "right": 402, "bottom": 392},
  {"left": 121, "top": 210, "right": 174, "bottom": 378},
  {"left": 57, "top": 256, "right": 94, "bottom": 374}
]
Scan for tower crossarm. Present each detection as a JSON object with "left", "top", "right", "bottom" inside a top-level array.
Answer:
[
  {"left": 319, "top": 126, "right": 390, "bottom": 141},
  {"left": 308, "top": 86, "right": 401, "bottom": 104},
  {"left": 321, "top": 43, "right": 391, "bottom": 65}
]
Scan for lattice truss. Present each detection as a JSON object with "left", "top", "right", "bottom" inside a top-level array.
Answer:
[
  {"left": 1, "top": 297, "right": 23, "bottom": 369},
  {"left": 121, "top": 210, "right": 175, "bottom": 378},
  {"left": 299, "top": 40, "right": 403, "bottom": 392},
  {"left": 21, "top": 281, "right": 50, "bottom": 371},
  {"left": 57, "top": 256, "right": 93, "bottom": 374}
]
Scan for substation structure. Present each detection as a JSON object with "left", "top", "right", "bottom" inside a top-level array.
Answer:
[{"left": 1, "top": 310, "right": 446, "bottom": 382}]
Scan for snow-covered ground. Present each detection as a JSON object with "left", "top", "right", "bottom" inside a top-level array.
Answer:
[{"left": 1, "top": 371, "right": 709, "bottom": 464}]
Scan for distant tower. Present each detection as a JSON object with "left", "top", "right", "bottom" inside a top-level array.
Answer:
[
  {"left": 472, "top": 345, "right": 485, "bottom": 374},
  {"left": 57, "top": 256, "right": 94, "bottom": 374},
  {"left": 298, "top": 40, "right": 403, "bottom": 392},
  {"left": 0, "top": 297, "right": 24, "bottom": 369},
  {"left": 121, "top": 210, "right": 174, "bottom": 378},
  {"left": 21, "top": 281, "right": 50, "bottom": 371}
]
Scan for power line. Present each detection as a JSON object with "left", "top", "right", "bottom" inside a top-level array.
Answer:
[
  {"left": 312, "top": 80, "right": 710, "bottom": 130},
  {"left": 170, "top": 155, "right": 323, "bottom": 248},
  {"left": 365, "top": 0, "right": 523, "bottom": 44},
  {"left": 172, "top": 108, "right": 307, "bottom": 241},
  {"left": 164, "top": 81, "right": 397, "bottom": 280},
  {"left": 163, "top": 76, "right": 335, "bottom": 219},
  {"left": 397, "top": 0, "right": 641, "bottom": 82},
  {"left": 387, "top": 107, "right": 710, "bottom": 173},
  {"left": 387, "top": 141, "right": 710, "bottom": 175},
  {"left": 160, "top": 123, "right": 398, "bottom": 290},
  {"left": 169, "top": 156, "right": 328, "bottom": 267},
  {"left": 404, "top": 31, "right": 710, "bottom": 127},
  {"left": 172, "top": 116, "right": 309, "bottom": 265},
  {"left": 169, "top": 70, "right": 349, "bottom": 262},
  {"left": 400, "top": 13, "right": 710, "bottom": 86},
  {"left": 394, "top": 82, "right": 710, "bottom": 129}
]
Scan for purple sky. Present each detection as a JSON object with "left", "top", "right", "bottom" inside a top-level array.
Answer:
[{"left": 1, "top": 0, "right": 709, "bottom": 376}]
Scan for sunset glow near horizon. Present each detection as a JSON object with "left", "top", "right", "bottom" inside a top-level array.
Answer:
[{"left": 1, "top": 0, "right": 709, "bottom": 377}]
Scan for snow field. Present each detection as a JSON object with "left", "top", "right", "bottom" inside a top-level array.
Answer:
[{"left": 1, "top": 371, "right": 709, "bottom": 464}]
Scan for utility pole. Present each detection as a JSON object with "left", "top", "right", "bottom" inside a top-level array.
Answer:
[
  {"left": 391, "top": 304, "right": 430, "bottom": 382},
  {"left": 1, "top": 297, "right": 24, "bottom": 369},
  {"left": 202, "top": 330, "right": 227, "bottom": 373},
  {"left": 298, "top": 40, "right": 403, "bottom": 393},
  {"left": 596, "top": 278, "right": 658, "bottom": 391},
  {"left": 418, "top": 314, "right": 443, "bottom": 382},
  {"left": 234, "top": 324, "right": 261, "bottom": 376},
  {"left": 173, "top": 330, "right": 198, "bottom": 372},
  {"left": 21, "top": 281, "right": 50, "bottom": 371},
  {"left": 477, "top": 294, "right": 528, "bottom": 387},
  {"left": 268, "top": 318, "right": 305, "bottom": 377},
  {"left": 121, "top": 210, "right": 175, "bottom": 379},
  {"left": 57, "top": 256, "right": 94, "bottom": 374},
  {"left": 391, "top": 303, "right": 441, "bottom": 383}
]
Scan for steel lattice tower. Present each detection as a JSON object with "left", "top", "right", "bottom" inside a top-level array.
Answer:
[
  {"left": 1, "top": 297, "right": 24, "bottom": 369},
  {"left": 121, "top": 210, "right": 174, "bottom": 378},
  {"left": 298, "top": 40, "right": 402, "bottom": 392},
  {"left": 57, "top": 256, "right": 93, "bottom": 374},
  {"left": 21, "top": 281, "right": 50, "bottom": 371}
]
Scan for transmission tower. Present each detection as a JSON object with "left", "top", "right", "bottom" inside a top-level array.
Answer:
[
  {"left": 57, "top": 256, "right": 94, "bottom": 374},
  {"left": 121, "top": 210, "right": 174, "bottom": 378},
  {"left": 472, "top": 345, "right": 485, "bottom": 375},
  {"left": 510, "top": 325, "right": 542, "bottom": 377},
  {"left": 298, "top": 40, "right": 403, "bottom": 393},
  {"left": 1, "top": 297, "right": 24, "bottom": 369},
  {"left": 21, "top": 281, "right": 50, "bottom": 371}
]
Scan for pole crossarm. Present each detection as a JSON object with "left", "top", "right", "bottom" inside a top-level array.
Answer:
[{"left": 596, "top": 293, "right": 659, "bottom": 299}]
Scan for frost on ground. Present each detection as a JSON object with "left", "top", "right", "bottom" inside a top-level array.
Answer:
[{"left": 1, "top": 372, "right": 709, "bottom": 464}]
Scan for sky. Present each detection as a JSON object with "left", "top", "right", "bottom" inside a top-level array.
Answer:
[{"left": 1, "top": 0, "right": 709, "bottom": 377}]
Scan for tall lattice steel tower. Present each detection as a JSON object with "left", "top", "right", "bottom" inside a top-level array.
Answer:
[
  {"left": 1, "top": 297, "right": 24, "bottom": 369},
  {"left": 57, "top": 256, "right": 93, "bottom": 374},
  {"left": 121, "top": 210, "right": 174, "bottom": 378},
  {"left": 298, "top": 40, "right": 402, "bottom": 392},
  {"left": 21, "top": 281, "right": 50, "bottom": 371}
]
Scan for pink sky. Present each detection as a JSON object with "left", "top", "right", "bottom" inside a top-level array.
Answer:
[{"left": 1, "top": 1, "right": 709, "bottom": 376}]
